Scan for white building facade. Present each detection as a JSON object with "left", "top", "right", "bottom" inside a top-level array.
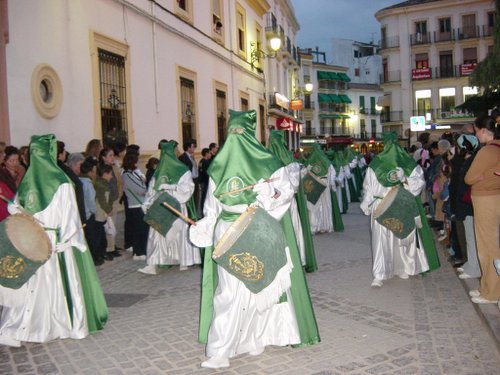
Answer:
[
  {"left": 0, "top": 0, "right": 302, "bottom": 155},
  {"left": 376, "top": 0, "right": 495, "bottom": 144}
]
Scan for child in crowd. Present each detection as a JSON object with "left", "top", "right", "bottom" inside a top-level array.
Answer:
[{"left": 95, "top": 163, "right": 115, "bottom": 262}]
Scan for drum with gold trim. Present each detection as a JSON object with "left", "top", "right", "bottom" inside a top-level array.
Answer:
[
  {"left": 144, "top": 191, "right": 182, "bottom": 236},
  {"left": 373, "top": 185, "right": 420, "bottom": 239},
  {"left": 0, "top": 214, "right": 51, "bottom": 289},
  {"left": 212, "top": 206, "right": 289, "bottom": 294}
]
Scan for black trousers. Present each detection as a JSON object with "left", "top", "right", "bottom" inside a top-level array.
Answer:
[{"left": 125, "top": 207, "right": 149, "bottom": 256}]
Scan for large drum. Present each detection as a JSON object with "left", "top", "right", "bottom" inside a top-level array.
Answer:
[
  {"left": 302, "top": 172, "right": 327, "bottom": 205},
  {"left": 144, "top": 191, "right": 182, "bottom": 236},
  {"left": 374, "top": 185, "right": 420, "bottom": 239},
  {"left": 213, "top": 206, "right": 289, "bottom": 295},
  {"left": 0, "top": 214, "right": 51, "bottom": 289}
]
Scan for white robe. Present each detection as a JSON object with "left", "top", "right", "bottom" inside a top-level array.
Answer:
[
  {"left": 287, "top": 162, "right": 305, "bottom": 265},
  {"left": 145, "top": 172, "right": 200, "bottom": 267},
  {"left": 307, "top": 165, "right": 335, "bottom": 234},
  {"left": 335, "top": 167, "right": 345, "bottom": 212},
  {"left": 0, "top": 184, "right": 89, "bottom": 343},
  {"left": 190, "top": 167, "right": 300, "bottom": 358},
  {"left": 360, "top": 167, "right": 430, "bottom": 280}
]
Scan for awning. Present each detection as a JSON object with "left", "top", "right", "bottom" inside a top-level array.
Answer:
[
  {"left": 318, "top": 93, "right": 331, "bottom": 102},
  {"left": 340, "top": 114, "right": 350, "bottom": 119},
  {"left": 329, "top": 94, "right": 342, "bottom": 103},
  {"left": 377, "top": 95, "right": 391, "bottom": 107},
  {"left": 339, "top": 94, "right": 352, "bottom": 103},
  {"left": 317, "top": 71, "right": 331, "bottom": 80},
  {"left": 337, "top": 72, "right": 351, "bottom": 82},
  {"left": 319, "top": 114, "right": 341, "bottom": 119},
  {"left": 328, "top": 72, "right": 341, "bottom": 81}
]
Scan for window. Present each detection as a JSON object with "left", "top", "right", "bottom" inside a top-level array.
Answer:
[
  {"left": 461, "top": 14, "right": 476, "bottom": 38},
  {"left": 415, "top": 53, "right": 428, "bottom": 69},
  {"left": 354, "top": 68, "right": 360, "bottom": 77},
  {"left": 354, "top": 50, "right": 359, "bottom": 58},
  {"left": 370, "top": 97, "right": 376, "bottom": 113},
  {"left": 415, "top": 89, "right": 431, "bottom": 117},
  {"left": 383, "top": 59, "right": 388, "bottom": 82},
  {"left": 241, "top": 97, "right": 249, "bottom": 111},
  {"left": 212, "top": 0, "right": 223, "bottom": 39},
  {"left": 463, "top": 86, "right": 478, "bottom": 102},
  {"left": 216, "top": 89, "right": 227, "bottom": 145},
  {"left": 359, "top": 96, "right": 365, "bottom": 114},
  {"left": 175, "top": 0, "right": 193, "bottom": 23},
  {"left": 415, "top": 21, "right": 427, "bottom": 42},
  {"left": 439, "top": 87, "right": 455, "bottom": 115},
  {"left": 463, "top": 47, "right": 477, "bottom": 64},
  {"left": 439, "top": 51, "right": 453, "bottom": 78},
  {"left": 371, "top": 119, "right": 377, "bottom": 137},
  {"left": 360, "top": 119, "right": 366, "bottom": 138},
  {"left": 439, "top": 17, "right": 451, "bottom": 33},
  {"left": 180, "top": 77, "right": 196, "bottom": 144},
  {"left": 488, "top": 11, "right": 496, "bottom": 27},
  {"left": 98, "top": 49, "right": 129, "bottom": 146},
  {"left": 236, "top": 5, "right": 246, "bottom": 55}
]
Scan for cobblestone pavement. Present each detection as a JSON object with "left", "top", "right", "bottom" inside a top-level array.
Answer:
[{"left": 1, "top": 204, "right": 499, "bottom": 374}]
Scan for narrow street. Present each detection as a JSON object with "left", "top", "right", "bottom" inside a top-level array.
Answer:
[{"left": 1, "top": 203, "right": 499, "bottom": 374}]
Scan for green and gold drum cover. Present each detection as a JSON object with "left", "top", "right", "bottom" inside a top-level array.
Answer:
[
  {"left": 374, "top": 185, "right": 420, "bottom": 239},
  {"left": 212, "top": 206, "right": 288, "bottom": 294},
  {"left": 144, "top": 191, "right": 182, "bottom": 236},
  {"left": 302, "top": 172, "right": 327, "bottom": 205},
  {"left": 0, "top": 214, "right": 51, "bottom": 289}
]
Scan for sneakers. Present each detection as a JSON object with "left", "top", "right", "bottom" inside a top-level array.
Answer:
[
  {"left": 133, "top": 255, "right": 147, "bottom": 261},
  {"left": 371, "top": 279, "right": 383, "bottom": 287},
  {"left": 456, "top": 267, "right": 465, "bottom": 273},
  {"left": 471, "top": 296, "right": 497, "bottom": 304},
  {"left": 458, "top": 273, "right": 475, "bottom": 279},
  {"left": 469, "top": 290, "right": 481, "bottom": 298},
  {"left": 249, "top": 347, "right": 265, "bottom": 356},
  {"left": 138, "top": 265, "right": 157, "bottom": 275},
  {"left": 179, "top": 265, "right": 188, "bottom": 271},
  {"left": 397, "top": 272, "right": 409, "bottom": 279},
  {"left": 201, "top": 356, "right": 230, "bottom": 369}
]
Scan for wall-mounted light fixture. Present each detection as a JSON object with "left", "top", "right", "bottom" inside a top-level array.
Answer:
[{"left": 250, "top": 35, "right": 282, "bottom": 70}]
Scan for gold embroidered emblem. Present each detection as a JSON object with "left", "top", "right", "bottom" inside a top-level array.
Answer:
[
  {"left": 382, "top": 217, "right": 404, "bottom": 234},
  {"left": 303, "top": 179, "right": 314, "bottom": 193},
  {"left": 312, "top": 164, "right": 321, "bottom": 175},
  {"left": 386, "top": 169, "right": 400, "bottom": 184},
  {"left": 228, "top": 252, "right": 264, "bottom": 281},
  {"left": 225, "top": 177, "right": 245, "bottom": 197},
  {"left": 0, "top": 256, "right": 26, "bottom": 279}
]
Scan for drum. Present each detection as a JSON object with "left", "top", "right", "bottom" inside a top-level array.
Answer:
[
  {"left": 302, "top": 172, "right": 327, "bottom": 205},
  {"left": 373, "top": 185, "right": 420, "bottom": 239},
  {"left": 0, "top": 214, "right": 51, "bottom": 289},
  {"left": 213, "top": 206, "right": 289, "bottom": 295},
  {"left": 144, "top": 191, "right": 182, "bottom": 236}
]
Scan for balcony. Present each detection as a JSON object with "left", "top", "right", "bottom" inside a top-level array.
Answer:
[
  {"left": 436, "top": 108, "right": 475, "bottom": 120},
  {"left": 412, "top": 109, "right": 435, "bottom": 118},
  {"left": 433, "top": 30, "right": 455, "bottom": 43},
  {"left": 359, "top": 108, "right": 379, "bottom": 115},
  {"left": 380, "top": 35, "right": 400, "bottom": 49},
  {"left": 434, "top": 65, "right": 457, "bottom": 79},
  {"left": 380, "top": 110, "right": 403, "bottom": 123},
  {"left": 380, "top": 70, "right": 401, "bottom": 83},
  {"left": 410, "top": 32, "right": 431, "bottom": 45},
  {"left": 458, "top": 26, "right": 480, "bottom": 40}
]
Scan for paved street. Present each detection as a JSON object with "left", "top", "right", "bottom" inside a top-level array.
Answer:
[{"left": 1, "top": 203, "right": 500, "bottom": 374}]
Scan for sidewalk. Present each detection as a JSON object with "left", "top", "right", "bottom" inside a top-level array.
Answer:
[{"left": 1, "top": 204, "right": 499, "bottom": 374}]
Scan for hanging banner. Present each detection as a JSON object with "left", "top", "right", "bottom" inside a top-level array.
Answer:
[{"left": 276, "top": 117, "right": 293, "bottom": 130}]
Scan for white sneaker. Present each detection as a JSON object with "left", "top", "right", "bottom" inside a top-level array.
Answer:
[
  {"left": 469, "top": 290, "right": 481, "bottom": 297},
  {"left": 471, "top": 296, "right": 497, "bottom": 304},
  {"left": 371, "top": 279, "right": 383, "bottom": 287},
  {"left": 456, "top": 267, "right": 465, "bottom": 273},
  {"left": 133, "top": 255, "right": 147, "bottom": 261},
  {"left": 397, "top": 272, "right": 409, "bottom": 279},
  {"left": 249, "top": 347, "right": 265, "bottom": 356},
  {"left": 179, "top": 265, "right": 188, "bottom": 271},
  {"left": 0, "top": 335, "right": 21, "bottom": 347},
  {"left": 138, "top": 265, "right": 157, "bottom": 275},
  {"left": 459, "top": 273, "right": 475, "bottom": 279},
  {"left": 125, "top": 247, "right": 133, "bottom": 253},
  {"left": 201, "top": 356, "right": 230, "bottom": 369}
]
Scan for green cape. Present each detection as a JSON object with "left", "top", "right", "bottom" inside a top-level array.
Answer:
[
  {"left": 268, "top": 130, "right": 295, "bottom": 166},
  {"left": 304, "top": 144, "right": 330, "bottom": 177},
  {"left": 208, "top": 110, "right": 283, "bottom": 206}
]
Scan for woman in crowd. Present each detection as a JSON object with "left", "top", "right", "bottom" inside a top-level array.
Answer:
[
  {"left": 98, "top": 147, "right": 122, "bottom": 257},
  {"left": 2, "top": 146, "right": 25, "bottom": 189},
  {"left": 85, "top": 139, "right": 103, "bottom": 160},
  {"left": 0, "top": 147, "right": 18, "bottom": 221},
  {"left": 465, "top": 116, "right": 500, "bottom": 304},
  {"left": 121, "top": 151, "right": 149, "bottom": 260}
]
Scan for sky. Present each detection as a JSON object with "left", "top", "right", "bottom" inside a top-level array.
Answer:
[{"left": 290, "top": 0, "right": 401, "bottom": 60}]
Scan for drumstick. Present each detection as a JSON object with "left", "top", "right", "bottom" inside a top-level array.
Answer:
[
  {"left": 161, "top": 201, "right": 197, "bottom": 226},
  {"left": 0, "top": 193, "right": 45, "bottom": 225},
  {"left": 217, "top": 177, "right": 279, "bottom": 197}
]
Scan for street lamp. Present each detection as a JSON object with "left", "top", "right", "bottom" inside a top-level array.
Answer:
[
  {"left": 250, "top": 35, "right": 282, "bottom": 70},
  {"left": 304, "top": 82, "right": 313, "bottom": 93}
]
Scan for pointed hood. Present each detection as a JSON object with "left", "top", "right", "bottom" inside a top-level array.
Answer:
[
  {"left": 268, "top": 130, "right": 295, "bottom": 166},
  {"left": 208, "top": 109, "right": 283, "bottom": 206}
]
